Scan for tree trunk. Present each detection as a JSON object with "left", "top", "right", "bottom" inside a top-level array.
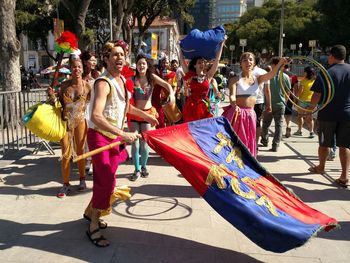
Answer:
[
  {"left": 61, "top": 0, "right": 92, "bottom": 50},
  {"left": 0, "top": 0, "right": 21, "bottom": 91}
]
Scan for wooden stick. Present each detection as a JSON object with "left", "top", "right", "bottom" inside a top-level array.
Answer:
[
  {"left": 51, "top": 52, "right": 64, "bottom": 89},
  {"left": 73, "top": 141, "right": 124, "bottom": 163}
]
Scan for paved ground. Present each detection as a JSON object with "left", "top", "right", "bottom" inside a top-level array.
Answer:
[{"left": 0, "top": 118, "right": 349, "bottom": 263}]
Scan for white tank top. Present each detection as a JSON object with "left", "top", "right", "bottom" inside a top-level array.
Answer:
[
  {"left": 236, "top": 73, "right": 260, "bottom": 97},
  {"left": 88, "top": 71, "right": 129, "bottom": 139}
]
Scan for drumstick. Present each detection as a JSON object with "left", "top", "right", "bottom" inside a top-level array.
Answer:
[{"left": 73, "top": 141, "right": 124, "bottom": 163}]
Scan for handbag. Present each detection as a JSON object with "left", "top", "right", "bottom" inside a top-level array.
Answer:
[{"left": 22, "top": 101, "right": 67, "bottom": 142}]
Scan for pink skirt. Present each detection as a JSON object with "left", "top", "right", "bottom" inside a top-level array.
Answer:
[
  {"left": 222, "top": 105, "right": 257, "bottom": 157},
  {"left": 87, "top": 128, "right": 128, "bottom": 210}
]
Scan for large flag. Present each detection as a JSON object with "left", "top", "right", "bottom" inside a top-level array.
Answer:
[{"left": 143, "top": 117, "right": 338, "bottom": 253}]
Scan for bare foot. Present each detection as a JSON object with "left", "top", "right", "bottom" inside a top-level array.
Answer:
[{"left": 308, "top": 166, "right": 325, "bottom": 174}]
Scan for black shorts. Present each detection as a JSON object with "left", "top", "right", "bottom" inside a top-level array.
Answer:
[
  {"left": 318, "top": 120, "right": 350, "bottom": 148},
  {"left": 284, "top": 100, "right": 293, "bottom": 115},
  {"left": 254, "top": 103, "right": 264, "bottom": 128}
]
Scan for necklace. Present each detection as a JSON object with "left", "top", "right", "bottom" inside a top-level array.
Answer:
[{"left": 195, "top": 74, "right": 206, "bottom": 83}]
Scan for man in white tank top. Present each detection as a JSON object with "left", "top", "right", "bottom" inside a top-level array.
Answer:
[{"left": 84, "top": 41, "right": 158, "bottom": 248}]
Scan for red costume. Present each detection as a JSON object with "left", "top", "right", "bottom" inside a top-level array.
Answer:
[
  {"left": 182, "top": 71, "right": 213, "bottom": 122},
  {"left": 151, "top": 69, "right": 177, "bottom": 128}
]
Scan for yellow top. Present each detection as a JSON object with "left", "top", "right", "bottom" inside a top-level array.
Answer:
[{"left": 299, "top": 78, "right": 315, "bottom": 102}]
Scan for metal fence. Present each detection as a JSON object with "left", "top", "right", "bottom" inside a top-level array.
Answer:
[{"left": 0, "top": 89, "right": 48, "bottom": 157}]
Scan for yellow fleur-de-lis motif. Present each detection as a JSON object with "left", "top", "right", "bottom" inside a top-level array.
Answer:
[
  {"left": 214, "top": 132, "right": 244, "bottom": 169},
  {"left": 206, "top": 164, "right": 230, "bottom": 189}
]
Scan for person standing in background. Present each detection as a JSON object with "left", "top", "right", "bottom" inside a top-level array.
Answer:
[
  {"left": 260, "top": 57, "right": 291, "bottom": 152},
  {"left": 81, "top": 51, "right": 98, "bottom": 175},
  {"left": 283, "top": 64, "right": 299, "bottom": 138},
  {"left": 253, "top": 57, "right": 271, "bottom": 152},
  {"left": 293, "top": 66, "right": 316, "bottom": 138},
  {"left": 308, "top": 45, "right": 350, "bottom": 188}
]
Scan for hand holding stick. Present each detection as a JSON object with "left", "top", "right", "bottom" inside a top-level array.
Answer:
[{"left": 73, "top": 141, "right": 124, "bottom": 163}]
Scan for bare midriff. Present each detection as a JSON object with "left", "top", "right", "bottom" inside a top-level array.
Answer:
[
  {"left": 135, "top": 99, "right": 152, "bottom": 110},
  {"left": 236, "top": 95, "right": 256, "bottom": 108}
]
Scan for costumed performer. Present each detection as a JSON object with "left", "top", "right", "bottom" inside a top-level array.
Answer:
[
  {"left": 129, "top": 54, "right": 175, "bottom": 181},
  {"left": 83, "top": 41, "right": 158, "bottom": 247},
  {"left": 179, "top": 37, "right": 225, "bottom": 122},
  {"left": 222, "top": 52, "right": 288, "bottom": 157},
  {"left": 81, "top": 50, "right": 99, "bottom": 175},
  {"left": 48, "top": 57, "right": 91, "bottom": 198},
  {"left": 152, "top": 56, "right": 178, "bottom": 127}
]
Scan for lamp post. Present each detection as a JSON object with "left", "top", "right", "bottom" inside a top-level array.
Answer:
[
  {"left": 298, "top": 43, "right": 302, "bottom": 55},
  {"left": 278, "top": 0, "right": 285, "bottom": 57},
  {"left": 229, "top": 45, "right": 235, "bottom": 65},
  {"left": 109, "top": 0, "right": 113, "bottom": 41}
]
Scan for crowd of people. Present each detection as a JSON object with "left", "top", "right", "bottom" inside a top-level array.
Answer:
[{"left": 46, "top": 39, "right": 350, "bottom": 247}]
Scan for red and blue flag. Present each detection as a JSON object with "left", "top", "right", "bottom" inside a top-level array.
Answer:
[{"left": 143, "top": 117, "right": 338, "bottom": 253}]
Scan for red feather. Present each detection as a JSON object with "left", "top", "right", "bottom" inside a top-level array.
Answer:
[{"left": 56, "top": 31, "right": 78, "bottom": 49}]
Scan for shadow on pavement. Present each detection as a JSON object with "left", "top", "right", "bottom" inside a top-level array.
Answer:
[
  {"left": 0, "top": 219, "right": 263, "bottom": 263},
  {"left": 131, "top": 184, "right": 199, "bottom": 199},
  {"left": 279, "top": 183, "right": 350, "bottom": 203},
  {"left": 318, "top": 221, "right": 350, "bottom": 241}
]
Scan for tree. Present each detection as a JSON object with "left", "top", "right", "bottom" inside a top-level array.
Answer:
[
  {"left": 316, "top": 0, "right": 350, "bottom": 51},
  {"left": 131, "top": 0, "right": 195, "bottom": 58},
  {"left": 0, "top": 0, "right": 21, "bottom": 91},
  {"left": 60, "top": 0, "right": 92, "bottom": 50},
  {"left": 16, "top": 0, "right": 55, "bottom": 42},
  {"left": 236, "top": 18, "right": 272, "bottom": 53},
  {"left": 227, "top": 0, "right": 321, "bottom": 56}
]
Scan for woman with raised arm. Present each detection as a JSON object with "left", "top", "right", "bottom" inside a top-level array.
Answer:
[
  {"left": 179, "top": 39, "right": 225, "bottom": 122},
  {"left": 128, "top": 54, "right": 175, "bottom": 181},
  {"left": 223, "top": 52, "right": 288, "bottom": 157}
]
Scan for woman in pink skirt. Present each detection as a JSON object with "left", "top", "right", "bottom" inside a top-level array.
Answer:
[{"left": 222, "top": 52, "right": 288, "bottom": 157}]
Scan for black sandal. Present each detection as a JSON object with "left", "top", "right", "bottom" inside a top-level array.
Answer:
[
  {"left": 335, "top": 178, "right": 349, "bottom": 188},
  {"left": 86, "top": 228, "right": 109, "bottom": 247},
  {"left": 83, "top": 214, "right": 108, "bottom": 229}
]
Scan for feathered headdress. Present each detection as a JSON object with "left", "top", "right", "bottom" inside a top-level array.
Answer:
[{"left": 54, "top": 31, "right": 78, "bottom": 54}]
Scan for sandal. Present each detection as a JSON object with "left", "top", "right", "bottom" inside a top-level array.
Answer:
[
  {"left": 83, "top": 214, "right": 108, "bottom": 229},
  {"left": 335, "top": 178, "right": 349, "bottom": 188},
  {"left": 86, "top": 228, "right": 109, "bottom": 247},
  {"left": 308, "top": 166, "right": 325, "bottom": 174}
]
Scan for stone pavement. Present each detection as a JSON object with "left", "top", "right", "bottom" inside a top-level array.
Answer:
[{"left": 0, "top": 120, "right": 349, "bottom": 263}]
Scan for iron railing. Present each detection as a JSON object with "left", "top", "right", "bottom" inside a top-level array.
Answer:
[{"left": 0, "top": 89, "right": 48, "bottom": 157}]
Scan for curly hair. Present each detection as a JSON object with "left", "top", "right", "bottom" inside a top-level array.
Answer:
[{"left": 102, "top": 40, "right": 128, "bottom": 68}]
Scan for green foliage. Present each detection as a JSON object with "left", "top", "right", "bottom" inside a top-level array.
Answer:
[
  {"left": 316, "top": 0, "right": 350, "bottom": 50},
  {"left": 15, "top": 0, "right": 56, "bottom": 43},
  {"left": 226, "top": 0, "right": 323, "bottom": 55}
]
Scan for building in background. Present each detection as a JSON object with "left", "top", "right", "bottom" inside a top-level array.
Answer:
[
  {"left": 19, "top": 32, "right": 56, "bottom": 73},
  {"left": 247, "top": 0, "right": 265, "bottom": 8},
  {"left": 134, "top": 17, "right": 180, "bottom": 62},
  {"left": 212, "top": 0, "right": 247, "bottom": 26},
  {"left": 188, "top": 0, "right": 247, "bottom": 30},
  {"left": 189, "top": 0, "right": 214, "bottom": 30}
]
